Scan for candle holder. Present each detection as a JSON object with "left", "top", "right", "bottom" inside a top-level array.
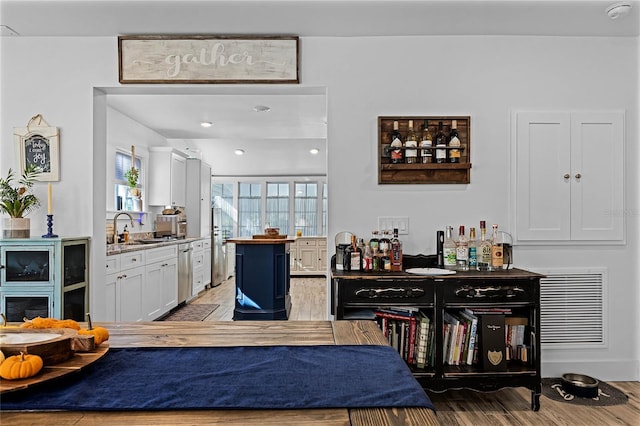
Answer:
[{"left": 42, "top": 214, "right": 59, "bottom": 238}]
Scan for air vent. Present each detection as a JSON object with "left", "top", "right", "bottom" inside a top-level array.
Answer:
[{"left": 539, "top": 268, "right": 607, "bottom": 349}]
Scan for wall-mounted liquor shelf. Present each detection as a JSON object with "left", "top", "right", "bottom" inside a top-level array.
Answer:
[{"left": 378, "top": 116, "right": 471, "bottom": 184}]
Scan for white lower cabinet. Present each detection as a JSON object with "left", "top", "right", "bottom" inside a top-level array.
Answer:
[
  {"left": 191, "top": 239, "right": 206, "bottom": 297},
  {"left": 119, "top": 266, "right": 145, "bottom": 322},
  {"left": 106, "top": 244, "right": 179, "bottom": 322},
  {"left": 203, "top": 239, "right": 212, "bottom": 288},
  {"left": 290, "top": 237, "right": 327, "bottom": 276}
]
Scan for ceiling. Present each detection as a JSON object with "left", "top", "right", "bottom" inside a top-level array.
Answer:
[
  {"left": 3, "top": 0, "right": 637, "bottom": 175},
  {"left": 1, "top": 1, "right": 638, "bottom": 38}
]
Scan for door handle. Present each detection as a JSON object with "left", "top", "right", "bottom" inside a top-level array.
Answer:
[
  {"left": 575, "top": 173, "right": 582, "bottom": 179},
  {"left": 563, "top": 174, "right": 570, "bottom": 179}
]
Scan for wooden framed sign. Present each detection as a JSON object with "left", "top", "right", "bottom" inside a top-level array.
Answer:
[
  {"left": 118, "top": 35, "right": 299, "bottom": 84},
  {"left": 13, "top": 115, "right": 60, "bottom": 182}
]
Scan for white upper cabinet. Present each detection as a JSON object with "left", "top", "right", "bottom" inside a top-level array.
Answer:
[
  {"left": 148, "top": 148, "right": 187, "bottom": 207},
  {"left": 514, "top": 111, "right": 624, "bottom": 243}
]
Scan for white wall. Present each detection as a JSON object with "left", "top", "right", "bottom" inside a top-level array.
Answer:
[{"left": 1, "top": 35, "right": 638, "bottom": 380}]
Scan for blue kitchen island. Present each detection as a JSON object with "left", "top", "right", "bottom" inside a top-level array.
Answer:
[{"left": 227, "top": 237, "right": 293, "bottom": 320}]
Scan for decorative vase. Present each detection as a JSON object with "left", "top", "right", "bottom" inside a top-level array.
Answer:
[{"left": 2, "top": 217, "right": 31, "bottom": 238}]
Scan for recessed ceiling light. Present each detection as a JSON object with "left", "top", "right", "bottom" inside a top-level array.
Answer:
[
  {"left": 253, "top": 105, "right": 271, "bottom": 113},
  {"left": 234, "top": 149, "right": 245, "bottom": 156},
  {"left": 606, "top": 2, "right": 632, "bottom": 19},
  {"left": 200, "top": 121, "right": 213, "bottom": 128},
  {"left": 309, "top": 148, "right": 320, "bottom": 155}
]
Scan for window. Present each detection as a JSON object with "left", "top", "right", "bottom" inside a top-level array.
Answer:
[
  {"left": 212, "top": 179, "right": 327, "bottom": 238},
  {"left": 238, "top": 183, "right": 261, "bottom": 237},
  {"left": 212, "top": 183, "right": 234, "bottom": 239},
  {"left": 266, "top": 183, "right": 289, "bottom": 232},
  {"left": 115, "top": 151, "right": 143, "bottom": 212},
  {"left": 294, "top": 183, "right": 318, "bottom": 236}
]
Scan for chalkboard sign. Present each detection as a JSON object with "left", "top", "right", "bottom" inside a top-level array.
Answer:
[
  {"left": 24, "top": 134, "right": 52, "bottom": 173},
  {"left": 13, "top": 119, "right": 60, "bottom": 181}
]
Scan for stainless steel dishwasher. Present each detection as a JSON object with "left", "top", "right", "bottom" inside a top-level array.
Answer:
[{"left": 177, "top": 242, "right": 192, "bottom": 304}]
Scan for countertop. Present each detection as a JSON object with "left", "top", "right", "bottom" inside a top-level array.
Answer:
[{"left": 106, "top": 237, "right": 205, "bottom": 256}]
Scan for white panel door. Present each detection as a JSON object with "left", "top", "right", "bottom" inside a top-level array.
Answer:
[
  {"left": 516, "top": 112, "right": 571, "bottom": 240},
  {"left": 570, "top": 112, "right": 624, "bottom": 240}
]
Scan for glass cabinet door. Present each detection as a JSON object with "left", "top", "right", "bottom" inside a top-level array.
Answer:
[
  {"left": 1, "top": 246, "right": 54, "bottom": 286},
  {"left": 1, "top": 293, "right": 52, "bottom": 321}
]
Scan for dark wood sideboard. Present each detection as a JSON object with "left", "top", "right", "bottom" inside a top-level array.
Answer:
[{"left": 331, "top": 254, "right": 543, "bottom": 411}]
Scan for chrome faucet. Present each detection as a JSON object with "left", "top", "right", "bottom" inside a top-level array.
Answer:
[{"left": 113, "top": 212, "right": 135, "bottom": 243}]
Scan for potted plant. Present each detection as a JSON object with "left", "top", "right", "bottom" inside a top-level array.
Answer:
[
  {"left": 124, "top": 167, "right": 139, "bottom": 197},
  {"left": 0, "top": 165, "right": 41, "bottom": 238}
]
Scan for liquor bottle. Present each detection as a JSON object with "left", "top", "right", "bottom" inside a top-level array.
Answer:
[
  {"left": 456, "top": 225, "right": 469, "bottom": 271},
  {"left": 363, "top": 244, "right": 373, "bottom": 272},
  {"left": 369, "top": 230, "right": 380, "bottom": 253},
  {"left": 345, "top": 235, "right": 362, "bottom": 271},
  {"left": 449, "top": 120, "right": 461, "bottom": 163},
  {"left": 490, "top": 224, "right": 504, "bottom": 270},
  {"left": 435, "top": 121, "right": 448, "bottom": 164},
  {"left": 390, "top": 121, "right": 403, "bottom": 164},
  {"left": 379, "top": 230, "right": 391, "bottom": 255},
  {"left": 380, "top": 242, "right": 391, "bottom": 272},
  {"left": 478, "top": 221, "right": 492, "bottom": 271},
  {"left": 405, "top": 120, "right": 418, "bottom": 164},
  {"left": 468, "top": 227, "right": 478, "bottom": 269},
  {"left": 443, "top": 226, "right": 457, "bottom": 270},
  {"left": 390, "top": 228, "right": 403, "bottom": 272},
  {"left": 420, "top": 120, "right": 433, "bottom": 164}
]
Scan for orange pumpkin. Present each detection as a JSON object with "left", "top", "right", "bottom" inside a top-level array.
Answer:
[
  {"left": 79, "top": 312, "right": 109, "bottom": 346},
  {"left": 0, "top": 352, "right": 43, "bottom": 380},
  {"left": 78, "top": 326, "right": 110, "bottom": 346}
]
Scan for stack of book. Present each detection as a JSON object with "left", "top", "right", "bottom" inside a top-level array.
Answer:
[
  {"left": 442, "top": 308, "right": 479, "bottom": 366},
  {"left": 373, "top": 307, "right": 435, "bottom": 369}
]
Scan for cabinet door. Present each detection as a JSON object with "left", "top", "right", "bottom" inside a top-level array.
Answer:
[
  {"left": 104, "top": 273, "right": 118, "bottom": 322},
  {"left": 203, "top": 247, "right": 212, "bottom": 287},
  {"left": 161, "top": 257, "right": 178, "bottom": 311},
  {"left": 516, "top": 112, "right": 571, "bottom": 240},
  {"left": 171, "top": 154, "right": 187, "bottom": 207},
  {"left": 318, "top": 246, "right": 328, "bottom": 273},
  {"left": 289, "top": 247, "right": 298, "bottom": 271},
  {"left": 298, "top": 247, "right": 318, "bottom": 272},
  {"left": 119, "top": 266, "right": 144, "bottom": 322},
  {"left": 570, "top": 112, "right": 624, "bottom": 240},
  {"left": 200, "top": 162, "right": 212, "bottom": 237},
  {"left": 143, "top": 262, "right": 165, "bottom": 321}
]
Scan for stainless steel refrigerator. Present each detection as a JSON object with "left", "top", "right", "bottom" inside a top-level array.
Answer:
[{"left": 211, "top": 207, "right": 226, "bottom": 286}]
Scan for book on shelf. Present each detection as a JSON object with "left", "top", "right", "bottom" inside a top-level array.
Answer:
[
  {"left": 459, "top": 308, "right": 478, "bottom": 365},
  {"left": 415, "top": 311, "right": 430, "bottom": 369}
]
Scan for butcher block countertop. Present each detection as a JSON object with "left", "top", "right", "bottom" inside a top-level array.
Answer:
[{"left": 1, "top": 320, "right": 439, "bottom": 426}]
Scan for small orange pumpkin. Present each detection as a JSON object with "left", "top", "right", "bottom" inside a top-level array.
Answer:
[
  {"left": 0, "top": 352, "right": 43, "bottom": 380},
  {"left": 78, "top": 313, "right": 109, "bottom": 346}
]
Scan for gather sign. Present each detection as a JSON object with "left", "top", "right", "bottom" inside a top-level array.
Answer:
[{"left": 118, "top": 35, "right": 299, "bottom": 84}]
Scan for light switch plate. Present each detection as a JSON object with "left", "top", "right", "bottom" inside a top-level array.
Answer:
[{"left": 378, "top": 216, "right": 409, "bottom": 235}]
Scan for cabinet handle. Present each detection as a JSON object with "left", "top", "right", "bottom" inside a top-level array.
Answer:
[
  {"left": 563, "top": 174, "right": 570, "bottom": 179},
  {"left": 575, "top": 173, "right": 582, "bottom": 179}
]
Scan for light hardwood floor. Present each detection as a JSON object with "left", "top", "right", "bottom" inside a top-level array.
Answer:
[{"left": 192, "top": 276, "right": 640, "bottom": 425}]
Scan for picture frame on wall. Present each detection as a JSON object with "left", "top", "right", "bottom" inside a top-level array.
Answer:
[
  {"left": 118, "top": 35, "right": 299, "bottom": 84},
  {"left": 13, "top": 115, "right": 60, "bottom": 181}
]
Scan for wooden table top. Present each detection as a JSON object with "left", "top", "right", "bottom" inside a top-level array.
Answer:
[{"left": 1, "top": 320, "right": 439, "bottom": 426}]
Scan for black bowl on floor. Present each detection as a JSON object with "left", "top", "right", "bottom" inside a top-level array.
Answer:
[{"left": 561, "top": 373, "right": 599, "bottom": 398}]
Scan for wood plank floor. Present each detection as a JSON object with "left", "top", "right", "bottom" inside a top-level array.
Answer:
[{"left": 191, "top": 276, "right": 640, "bottom": 425}]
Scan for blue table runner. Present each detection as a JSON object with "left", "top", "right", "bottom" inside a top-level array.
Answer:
[{"left": 1, "top": 345, "right": 434, "bottom": 411}]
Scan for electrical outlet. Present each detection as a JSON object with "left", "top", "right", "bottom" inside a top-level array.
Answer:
[{"left": 377, "top": 216, "right": 409, "bottom": 235}]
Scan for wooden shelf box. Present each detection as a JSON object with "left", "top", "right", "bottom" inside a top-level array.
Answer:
[{"left": 378, "top": 116, "right": 471, "bottom": 184}]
